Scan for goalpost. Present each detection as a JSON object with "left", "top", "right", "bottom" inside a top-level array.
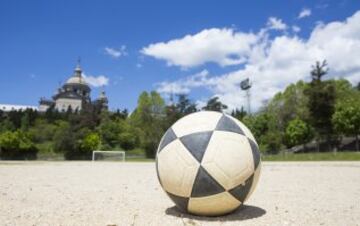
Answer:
[{"left": 92, "top": 151, "right": 126, "bottom": 162}]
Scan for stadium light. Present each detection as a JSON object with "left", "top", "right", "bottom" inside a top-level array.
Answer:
[{"left": 239, "top": 78, "right": 252, "bottom": 115}]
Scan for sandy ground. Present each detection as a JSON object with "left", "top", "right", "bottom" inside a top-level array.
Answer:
[{"left": 0, "top": 161, "right": 359, "bottom": 226}]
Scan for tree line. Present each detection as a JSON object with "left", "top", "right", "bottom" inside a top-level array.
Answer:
[{"left": 0, "top": 61, "right": 359, "bottom": 160}]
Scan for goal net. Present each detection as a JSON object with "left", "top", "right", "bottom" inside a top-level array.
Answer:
[{"left": 92, "top": 151, "right": 125, "bottom": 162}]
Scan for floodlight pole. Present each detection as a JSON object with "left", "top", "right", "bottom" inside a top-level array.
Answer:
[
  {"left": 246, "top": 88, "right": 251, "bottom": 115},
  {"left": 240, "top": 78, "right": 252, "bottom": 115}
]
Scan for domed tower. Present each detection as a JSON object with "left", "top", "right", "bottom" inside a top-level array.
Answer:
[
  {"left": 53, "top": 61, "right": 92, "bottom": 112},
  {"left": 93, "top": 89, "right": 109, "bottom": 111}
]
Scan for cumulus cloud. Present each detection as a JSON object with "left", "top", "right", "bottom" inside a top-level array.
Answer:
[
  {"left": 104, "top": 45, "right": 127, "bottom": 58},
  {"left": 141, "top": 28, "right": 258, "bottom": 68},
  {"left": 156, "top": 70, "right": 211, "bottom": 95},
  {"left": 266, "top": 17, "right": 288, "bottom": 30},
  {"left": 152, "top": 11, "right": 360, "bottom": 111},
  {"left": 292, "top": 25, "right": 301, "bottom": 33},
  {"left": 83, "top": 73, "right": 109, "bottom": 87},
  {"left": 298, "top": 8, "right": 312, "bottom": 19}
]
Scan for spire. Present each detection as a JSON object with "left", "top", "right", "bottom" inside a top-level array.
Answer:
[{"left": 74, "top": 57, "right": 82, "bottom": 78}]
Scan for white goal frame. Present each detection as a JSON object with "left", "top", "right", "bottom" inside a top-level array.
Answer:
[{"left": 92, "top": 150, "right": 125, "bottom": 162}]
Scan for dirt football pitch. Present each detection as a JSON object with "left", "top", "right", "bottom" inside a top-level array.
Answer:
[{"left": 0, "top": 161, "right": 359, "bottom": 226}]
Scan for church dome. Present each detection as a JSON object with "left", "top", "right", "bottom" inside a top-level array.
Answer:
[
  {"left": 65, "top": 62, "right": 89, "bottom": 87},
  {"left": 66, "top": 76, "right": 88, "bottom": 85}
]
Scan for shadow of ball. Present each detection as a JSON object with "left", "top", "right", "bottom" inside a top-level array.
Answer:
[{"left": 165, "top": 204, "right": 266, "bottom": 221}]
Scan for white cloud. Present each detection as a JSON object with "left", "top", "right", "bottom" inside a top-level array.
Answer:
[
  {"left": 267, "top": 17, "right": 288, "bottom": 30},
  {"left": 104, "top": 45, "right": 127, "bottom": 58},
  {"left": 153, "top": 11, "right": 360, "bottom": 111},
  {"left": 141, "top": 28, "right": 258, "bottom": 68},
  {"left": 292, "top": 25, "right": 301, "bottom": 33},
  {"left": 83, "top": 73, "right": 109, "bottom": 87},
  {"left": 156, "top": 70, "right": 211, "bottom": 95},
  {"left": 298, "top": 8, "right": 312, "bottom": 19}
]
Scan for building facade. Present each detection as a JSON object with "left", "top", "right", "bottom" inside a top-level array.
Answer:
[{"left": 39, "top": 63, "right": 108, "bottom": 112}]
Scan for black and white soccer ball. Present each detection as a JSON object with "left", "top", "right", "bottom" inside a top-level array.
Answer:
[{"left": 155, "top": 111, "right": 261, "bottom": 216}]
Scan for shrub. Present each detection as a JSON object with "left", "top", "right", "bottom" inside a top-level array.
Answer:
[
  {"left": 0, "top": 130, "right": 38, "bottom": 160},
  {"left": 119, "top": 132, "right": 138, "bottom": 151},
  {"left": 81, "top": 133, "right": 101, "bottom": 152}
]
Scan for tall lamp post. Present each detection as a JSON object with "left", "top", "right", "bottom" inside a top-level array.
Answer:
[{"left": 240, "top": 78, "right": 252, "bottom": 115}]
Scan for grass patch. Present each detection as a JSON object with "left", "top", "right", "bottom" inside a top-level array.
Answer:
[
  {"left": 262, "top": 151, "right": 360, "bottom": 161},
  {"left": 125, "top": 158, "right": 154, "bottom": 162},
  {"left": 126, "top": 148, "right": 146, "bottom": 156}
]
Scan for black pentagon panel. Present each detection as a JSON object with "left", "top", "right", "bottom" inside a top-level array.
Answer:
[
  {"left": 248, "top": 138, "right": 260, "bottom": 170},
  {"left": 215, "top": 115, "right": 245, "bottom": 135},
  {"left": 191, "top": 166, "right": 225, "bottom": 197},
  {"left": 158, "top": 128, "right": 178, "bottom": 153},
  {"left": 166, "top": 192, "right": 189, "bottom": 212},
  {"left": 180, "top": 131, "right": 213, "bottom": 163},
  {"left": 228, "top": 174, "right": 254, "bottom": 203}
]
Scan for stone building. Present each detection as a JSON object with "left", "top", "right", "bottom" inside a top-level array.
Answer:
[{"left": 39, "top": 62, "right": 108, "bottom": 112}]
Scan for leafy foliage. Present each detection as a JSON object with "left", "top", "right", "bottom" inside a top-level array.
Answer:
[
  {"left": 202, "top": 96, "right": 228, "bottom": 112},
  {"left": 81, "top": 133, "right": 101, "bottom": 152},
  {"left": 332, "top": 96, "right": 360, "bottom": 151},
  {"left": 285, "top": 118, "right": 314, "bottom": 148},
  {"left": 130, "top": 91, "right": 166, "bottom": 158},
  {"left": 231, "top": 107, "right": 247, "bottom": 121},
  {"left": 0, "top": 130, "right": 38, "bottom": 160}
]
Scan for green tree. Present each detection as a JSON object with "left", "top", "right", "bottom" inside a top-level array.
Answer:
[
  {"left": 231, "top": 107, "right": 247, "bottom": 121},
  {"left": 202, "top": 96, "right": 227, "bottom": 112},
  {"left": 28, "top": 119, "right": 57, "bottom": 143},
  {"left": 98, "top": 117, "right": 124, "bottom": 148},
  {"left": 333, "top": 101, "right": 360, "bottom": 151},
  {"left": 117, "top": 119, "right": 139, "bottom": 151},
  {"left": 20, "top": 113, "right": 30, "bottom": 131},
  {"left": 165, "top": 94, "right": 197, "bottom": 128},
  {"left": 242, "top": 114, "right": 269, "bottom": 142},
  {"left": 285, "top": 118, "right": 314, "bottom": 148},
  {"left": 53, "top": 121, "right": 75, "bottom": 154},
  {"left": 0, "top": 130, "right": 38, "bottom": 160},
  {"left": 7, "top": 110, "right": 23, "bottom": 129},
  {"left": 243, "top": 113, "right": 283, "bottom": 154},
  {"left": 80, "top": 133, "right": 101, "bottom": 152},
  {"left": 333, "top": 79, "right": 354, "bottom": 104},
  {"left": 119, "top": 132, "right": 138, "bottom": 150},
  {"left": 111, "top": 109, "right": 128, "bottom": 120},
  {"left": 0, "top": 118, "right": 15, "bottom": 133},
  {"left": 261, "top": 130, "right": 283, "bottom": 154},
  {"left": 176, "top": 94, "right": 197, "bottom": 115},
  {"left": 267, "top": 80, "right": 310, "bottom": 130},
  {"left": 304, "top": 60, "right": 335, "bottom": 151},
  {"left": 130, "top": 91, "right": 166, "bottom": 158}
]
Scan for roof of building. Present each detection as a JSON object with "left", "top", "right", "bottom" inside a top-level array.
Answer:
[
  {"left": 65, "top": 62, "right": 89, "bottom": 86},
  {"left": 39, "top": 98, "right": 54, "bottom": 105},
  {"left": 66, "top": 76, "right": 88, "bottom": 85},
  {"left": 53, "top": 90, "right": 86, "bottom": 100}
]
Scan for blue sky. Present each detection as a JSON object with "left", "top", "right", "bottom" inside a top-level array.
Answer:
[{"left": 0, "top": 0, "right": 359, "bottom": 111}]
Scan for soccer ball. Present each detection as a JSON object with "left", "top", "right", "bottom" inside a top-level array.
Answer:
[{"left": 156, "top": 111, "right": 261, "bottom": 216}]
